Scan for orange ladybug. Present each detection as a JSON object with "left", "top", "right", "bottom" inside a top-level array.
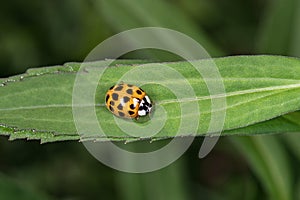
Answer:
[{"left": 105, "top": 83, "right": 152, "bottom": 118}]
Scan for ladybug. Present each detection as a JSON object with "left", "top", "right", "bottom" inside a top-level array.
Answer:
[{"left": 105, "top": 83, "right": 152, "bottom": 119}]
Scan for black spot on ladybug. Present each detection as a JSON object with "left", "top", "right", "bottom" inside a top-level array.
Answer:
[
  {"left": 139, "top": 106, "right": 144, "bottom": 110},
  {"left": 117, "top": 104, "right": 123, "bottom": 110},
  {"left": 118, "top": 112, "right": 125, "bottom": 117},
  {"left": 123, "top": 96, "right": 130, "bottom": 103},
  {"left": 105, "top": 94, "right": 110, "bottom": 103},
  {"left": 109, "top": 106, "right": 114, "bottom": 112},
  {"left": 112, "top": 93, "right": 118, "bottom": 100},
  {"left": 130, "top": 104, "right": 135, "bottom": 109},
  {"left": 114, "top": 85, "right": 123, "bottom": 91},
  {"left": 136, "top": 90, "right": 142, "bottom": 95},
  {"left": 126, "top": 89, "right": 133, "bottom": 95},
  {"left": 110, "top": 101, "right": 115, "bottom": 106},
  {"left": 128, "top": 111, "right": 135, "bottom": 115},
  {"left": 127, "top": 84, "right": 133, "bottom": 87},
  {"left": 109, "top": 85, "right": 114, "bottom": 90}
]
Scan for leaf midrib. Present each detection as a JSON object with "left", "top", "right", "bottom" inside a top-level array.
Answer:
[{"left": 1, "top": 83, "right": 299, "bottom": 113}]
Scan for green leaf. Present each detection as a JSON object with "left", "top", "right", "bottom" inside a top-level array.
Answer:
[
  {"left": 224, "top": 111, "right": 300, "bottom": 136},
  {"left": 1, "top": 55, "right": 300, "bottom": 143}
]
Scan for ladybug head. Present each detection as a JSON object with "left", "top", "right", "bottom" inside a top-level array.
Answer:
[{"left": 138, "top": 95, "right": 152, "bottom": 116}]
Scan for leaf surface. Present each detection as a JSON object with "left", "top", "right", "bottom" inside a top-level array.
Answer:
[{"left": 1, "top": 56, "right": 300, "bottom": 143}]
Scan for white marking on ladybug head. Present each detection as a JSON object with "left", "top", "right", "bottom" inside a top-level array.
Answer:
[
  {"left": 138, "top": 109, "right": 146, "bottom": 116},
  {"left": 145, "top": 95, "right": 151, "bottom": 103},
  {"left": 138, "top": 95, "right": 152, "bottom": 116}
]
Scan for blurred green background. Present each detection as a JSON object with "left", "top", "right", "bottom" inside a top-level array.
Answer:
[{"left": 1, "top": 0, "right": 300, "bottom": 199}]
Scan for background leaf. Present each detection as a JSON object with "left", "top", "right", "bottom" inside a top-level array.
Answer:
[
  {"left": 97, "top": 0, "right": 224, "bottom": 57},
  {"left": 231, "top": 136, "right": 292, "bottom": 200},
  {"left": 256, "top": 0, "right": 298, "bottom": 55},
  {"left": 0, "top": 173, "right": 50, "bottom": 200}
]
